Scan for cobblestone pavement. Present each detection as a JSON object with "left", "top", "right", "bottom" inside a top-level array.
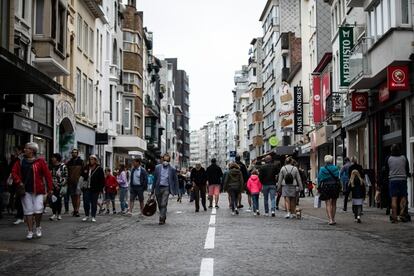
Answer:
[{"left": 1, "top": 193, "right": 414, "bottom": 276}]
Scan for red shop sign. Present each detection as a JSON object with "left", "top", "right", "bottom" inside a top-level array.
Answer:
[
  {"left": 312, "top": 75, "right": 321, "bottom": 123},
  {"left": 387, "top": 65, "right": 409, "bottom": 91},
  {"left": 351, "top": 92, "right": 368, "bottom": 112},
  {"left": 379, "top": 82, "right": 389, "bottom": 103}
]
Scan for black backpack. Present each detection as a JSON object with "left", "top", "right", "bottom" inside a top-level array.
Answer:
[{"left": 284, "top": 166, "right": 294, "bottom": 185}]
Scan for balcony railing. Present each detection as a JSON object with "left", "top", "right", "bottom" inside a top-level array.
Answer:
[
  {"left": 349, "top": 38, "right": 371, "bottom": 86},
  {"left": 109, "top": 64, "right": 120, "bottom": 81}
]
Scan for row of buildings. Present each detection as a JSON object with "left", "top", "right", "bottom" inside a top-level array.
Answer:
[
  {"left": 190, "top": 114, "right": 237, "bottom": 169},
  {"left": 232, "top": 0, "right": 414, "bottom": 207},
  {"left": 0, "top": 0, "right": 190, "bottom": 170}
]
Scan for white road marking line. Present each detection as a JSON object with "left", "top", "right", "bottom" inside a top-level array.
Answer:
[
  {"left": 209, "top": 215, "right": 216, "bottom": 225},
  {"left": 204, "top": 227, "right": 215, "bottom": 249},
  {"left": 199, "top": 258, "right": 214, "bottom": 276},
  {"left": 211, "top": 208, "right": 216, "bottom": 215}
]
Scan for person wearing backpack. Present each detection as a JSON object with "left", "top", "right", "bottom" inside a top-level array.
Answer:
[
  {"left": 277, "top": 157, "right": 303, "bottom": 219},
  {"left": 317, "top": 155, "right": 341, "bottom": 225}
]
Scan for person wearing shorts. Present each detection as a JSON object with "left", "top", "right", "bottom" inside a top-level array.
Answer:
[
  {"left": 206, "top": 158, "right": 223, "bottom": 208},
  {"left": 127, "top": 158, "right": 148, "bottom": 216},
  {"left": 104, "top": 168, "right": 118, "bottom": 214},
  {"left": 11, "top": 142, "right": 53, "bottom": 240}
]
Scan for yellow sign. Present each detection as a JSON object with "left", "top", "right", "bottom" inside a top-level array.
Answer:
[{"left": 269, "top": 136, "right": 279, "bottom": 147}]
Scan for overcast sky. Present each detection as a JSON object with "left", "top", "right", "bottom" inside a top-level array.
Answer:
[{"left": 135, "top": 0, "right": 266, "bottom": 130}]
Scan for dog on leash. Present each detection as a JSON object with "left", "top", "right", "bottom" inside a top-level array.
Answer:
[{"left": 295, "top": 207, "right": 302, "bottom": 219}]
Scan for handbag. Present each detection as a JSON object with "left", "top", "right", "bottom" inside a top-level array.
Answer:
[{"left": 143, "top": 194, "right": 157, "bottom": 216}]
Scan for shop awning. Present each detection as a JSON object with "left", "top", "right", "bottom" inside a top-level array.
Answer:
[
  {"left": 274, "top": 145, "right": 297, "bottom": 156},
  {"left": 0, "top": 47, "right": 61, "bottom": 95}
]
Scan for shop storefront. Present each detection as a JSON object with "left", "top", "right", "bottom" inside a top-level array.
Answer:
[
  {"left": 76, "top": 123, "right": 96, "bottom": 161},
  {"left": 311, "top": 125, "right": 334, "bottom": 179},
  {"left": 56, "top": 99, "right": 76, "bottom": 161}
]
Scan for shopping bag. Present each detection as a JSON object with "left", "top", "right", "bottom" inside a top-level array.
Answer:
[{"left": 314, "top": 195, "right": 321, "bottom": 208}]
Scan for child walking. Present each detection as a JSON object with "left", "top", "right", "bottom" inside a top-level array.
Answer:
[
  {"left": 104, "top": 168, "right": 119, "bottom": 214},
  {"left": 247, "top": 170, "right": 263, "bottom": 216},
  {"left": 346, "top": 169, "right": 366, "bottom": 223}
]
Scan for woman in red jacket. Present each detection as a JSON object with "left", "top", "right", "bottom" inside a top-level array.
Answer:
[
  {"left": 104, "top": 168, "right": 118, "bottom": 214},
  {"left": 11, "top": 142, "right": 53, "bottom": 240}
]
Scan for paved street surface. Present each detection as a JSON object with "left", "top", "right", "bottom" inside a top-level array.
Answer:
[{"left": 1, "top": 194, "right": 414, "bottom": 276}]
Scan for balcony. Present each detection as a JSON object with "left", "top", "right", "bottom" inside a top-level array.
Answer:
[
  {"left": 113, "top": 135, "right": 147, "bottom": 152},
  {"left": 109, "top": 64, "right": 120, "bottom": 82},
  {"left": 253, "top": 135, "right": 264, "bottom": 147},
  {"left": 349, "top": 38, "right": 371, "bottom": 89},
  {"left": 32, "top": 41, "right": 69, "bottom": 77},
  {"left": 346, "top": 0, "right": 364, "bottom": 7}
]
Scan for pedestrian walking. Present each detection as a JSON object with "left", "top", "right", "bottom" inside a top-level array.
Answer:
[
  {"left": 8, "top": 146, "right": 25, "bottom": 225},
  {"left": 66, "top": 149, "right": 83, "bottom": 217},
  {"left": 81, "top": 155, "right": 105, "bottom": 222},
  {"left": 152, "top": 153, "right": 178, "bottom": 225},
  {"left": 117, "top": 164, "right": 129, "bottom": 214},
  {"left": 11, "top": 142, "right": 53, "bottom": 239},
  {"left": 128, "top": 158, "right": 148, "bottom": 216},
  {"left": 385, "top": 144, "right": 411, "bottom": 223},
  {"left": 345, "top": 170, "right": 366, "bottom": 223},
  {"left": 340, "top": 157, "right": 351, "bottom": 211},
  {"left": 206, "top": 158, "right": 223, "bottom": 208},
  {"left": 147, "top": 169, "right": 155, "bottom": 194},
  {"left": 104, "top": 168, "right": 118, "bottom": 214},
  {"left": 177, "top": 169, "right": 186, "bottom": 203},
  {"left": 317, "top": 155, "right": 341, "bottom": 225},
  {"left": 223, "top": 163, "right": 244, "bottom": 215},
  {"left": 49, "top": 153, "right": 68, "bottom": 221},
  {"left": 247, "top": 169, "right": 262, "bottom": 216},
  {"left": 191, "top": 162, "right": 208, "bottom": 212},
  {"left": 277, "top": 157, "right": 303, "bottom": 219},
  {"left": 235, "top": 155, "right": 249, "bottom": 209},
  {"left": 258, "top": 155, "right": 278, "bottom": 217},
  {"left": 307, "top": 181, "right": 314, "bottom": 197}
]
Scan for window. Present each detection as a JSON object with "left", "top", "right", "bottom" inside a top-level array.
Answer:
[
  {"left": 402, "top": 0, "right": 409, "bottom": 24},
  {"left": 264, "top": 112, "right": 274, "bottom": 129},
  {"left": 109, "top": 85, "right": 113, "bottom": 120},
  {"left": 116, "top": 92, "right": 121, "bottom": 123},
  {"left": 123, "top": 72, "right": 142, "bottom": 87},
  {"left": 76, "top": 69, "right": 81, "bottom": 113},
  {"left": 16, "top": 0, "right": 26, "bottom": 20},
  {"left": 89, "top": 28, "right": 94, "bottom": 61},
  {"left": 123, "top": 99, "right": 132, "bottom": 130},
  {"left": 96, "top": 30, "right": 99, "bottom": 69},
  {"left": 35, "top": 0, "right": 44, "bottom": 34},
  {"left": 33, "top": 95, "right": 52, "bottom": 126},
  {"left": 87, "top": 79, "right": 93, "bottom": 119},
  {"left": 83, "top": 22, "right": 88, "bottom": 55},
  {"left": 82, "top": 74, "right": 87, "bottom": 115},
  {"left": 98, "top": 90, "right": 102, "bottom": 125},
  {"left": 112, "top": 40, "right": 118, "bottom": 64},
  {"left": 100, "top": 34, "right": 103, "bottom": 72},
  {"left": 57, "top": 3, "right": 66, "bottom": 53},
  {"left": 263, "top": 87, "right": 273, "bottom": 105},
  {"left": 77, "top": 15, "right": 82, "bottom": 48}
]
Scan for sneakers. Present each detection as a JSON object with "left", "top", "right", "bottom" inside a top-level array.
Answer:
[
  {"left": 235, "top": 209, "right": 239, "bottom": 215},
  {"left": 246, "top": 207, "right": 252, "bottom": 212},
  {"left": 26, "top": 231, "right": 34, "bottom": 240},
  {"left": 36, "top": 227, "right": 42, "bottom": 238},
  {"left": 271, "top": 211, "right": 275, "bottom": 217},
  {"left": 254, "top": 212, "right": 257, "bottom": 216},
  {"left": 256, "top": 211, "right": 260, "bottom": 216},
  {"left": 91, "top": 217, "right": 96, "bottom": 222},
  {"left": 208, "top": 205, "right": 213, "bottom": 209},
  {"left": 357, "top": 216, "right": 361, "bottom": 223},
  {"left": 57, "top": 215, "right": 62, "bottom": 220},
  {"left": 204, "top": 207, "right": 207, "bottom": 211},
  {"left": 106, "top": 209, "right": 110, "bottom": 214},
  {"left": 49, "top": 214, "right": 57, "bottom": 221},
  {"left": 82, "top": 217, "right": 89, "bottom": 222},
  {"left": 264, "top": 213, "right": 269, "bottom": 217},
  {"left": 215, "top": 205, "right": 219, "bottom": 209},
  {"left": 231, "top": 211, "right": 235, "bottom": 216},
  {"left": 285, "top": 213, "right": 291, "bottom": 219},
  {"left": 14, "top": 219, "right": 24, "bottom": 225},
  {"left": 113, "top": 210, "right": 117, "bottom": 214}
]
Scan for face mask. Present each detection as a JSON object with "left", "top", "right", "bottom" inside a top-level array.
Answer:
[{"left": 163, "top": 161, "right": 169, "bottom": 166}]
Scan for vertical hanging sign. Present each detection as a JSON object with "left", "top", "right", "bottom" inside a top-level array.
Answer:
[
  {"left": 339, "top": 26, "right": 354, "bottom": 87},
  {"left": 313, "top": 75, "right": 322, "bottom": 124},
  {"left": 294, "top": 86, "right": 304, "bottom": 134}
]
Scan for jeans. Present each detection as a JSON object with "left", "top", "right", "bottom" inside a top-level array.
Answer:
[
  {"left": 64, "top": 189, "right": 70, "bottom": 212},
  {"left": 156, "top": 187, "right": 170, "bottom": 220},
  {"left": 228, "top": 188, "right": 239, "bottom": 211},
  {"left": 194, "top": 184, "right": 207, "bottom": 211},
  {"left": 352, "top": 204, "right": 362, "bottom": 219},
  {"left": 263, "top": 185, "right": 276, "bottom": 213},
  {"left": 252, "top": 193, "right": 259, "bottom": 212},
  {"left": 119, "top": 187, "right": 129, "bottom": 212},
  {"left": 83, "top": 190, "right": 99, "bottom": 217}
]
